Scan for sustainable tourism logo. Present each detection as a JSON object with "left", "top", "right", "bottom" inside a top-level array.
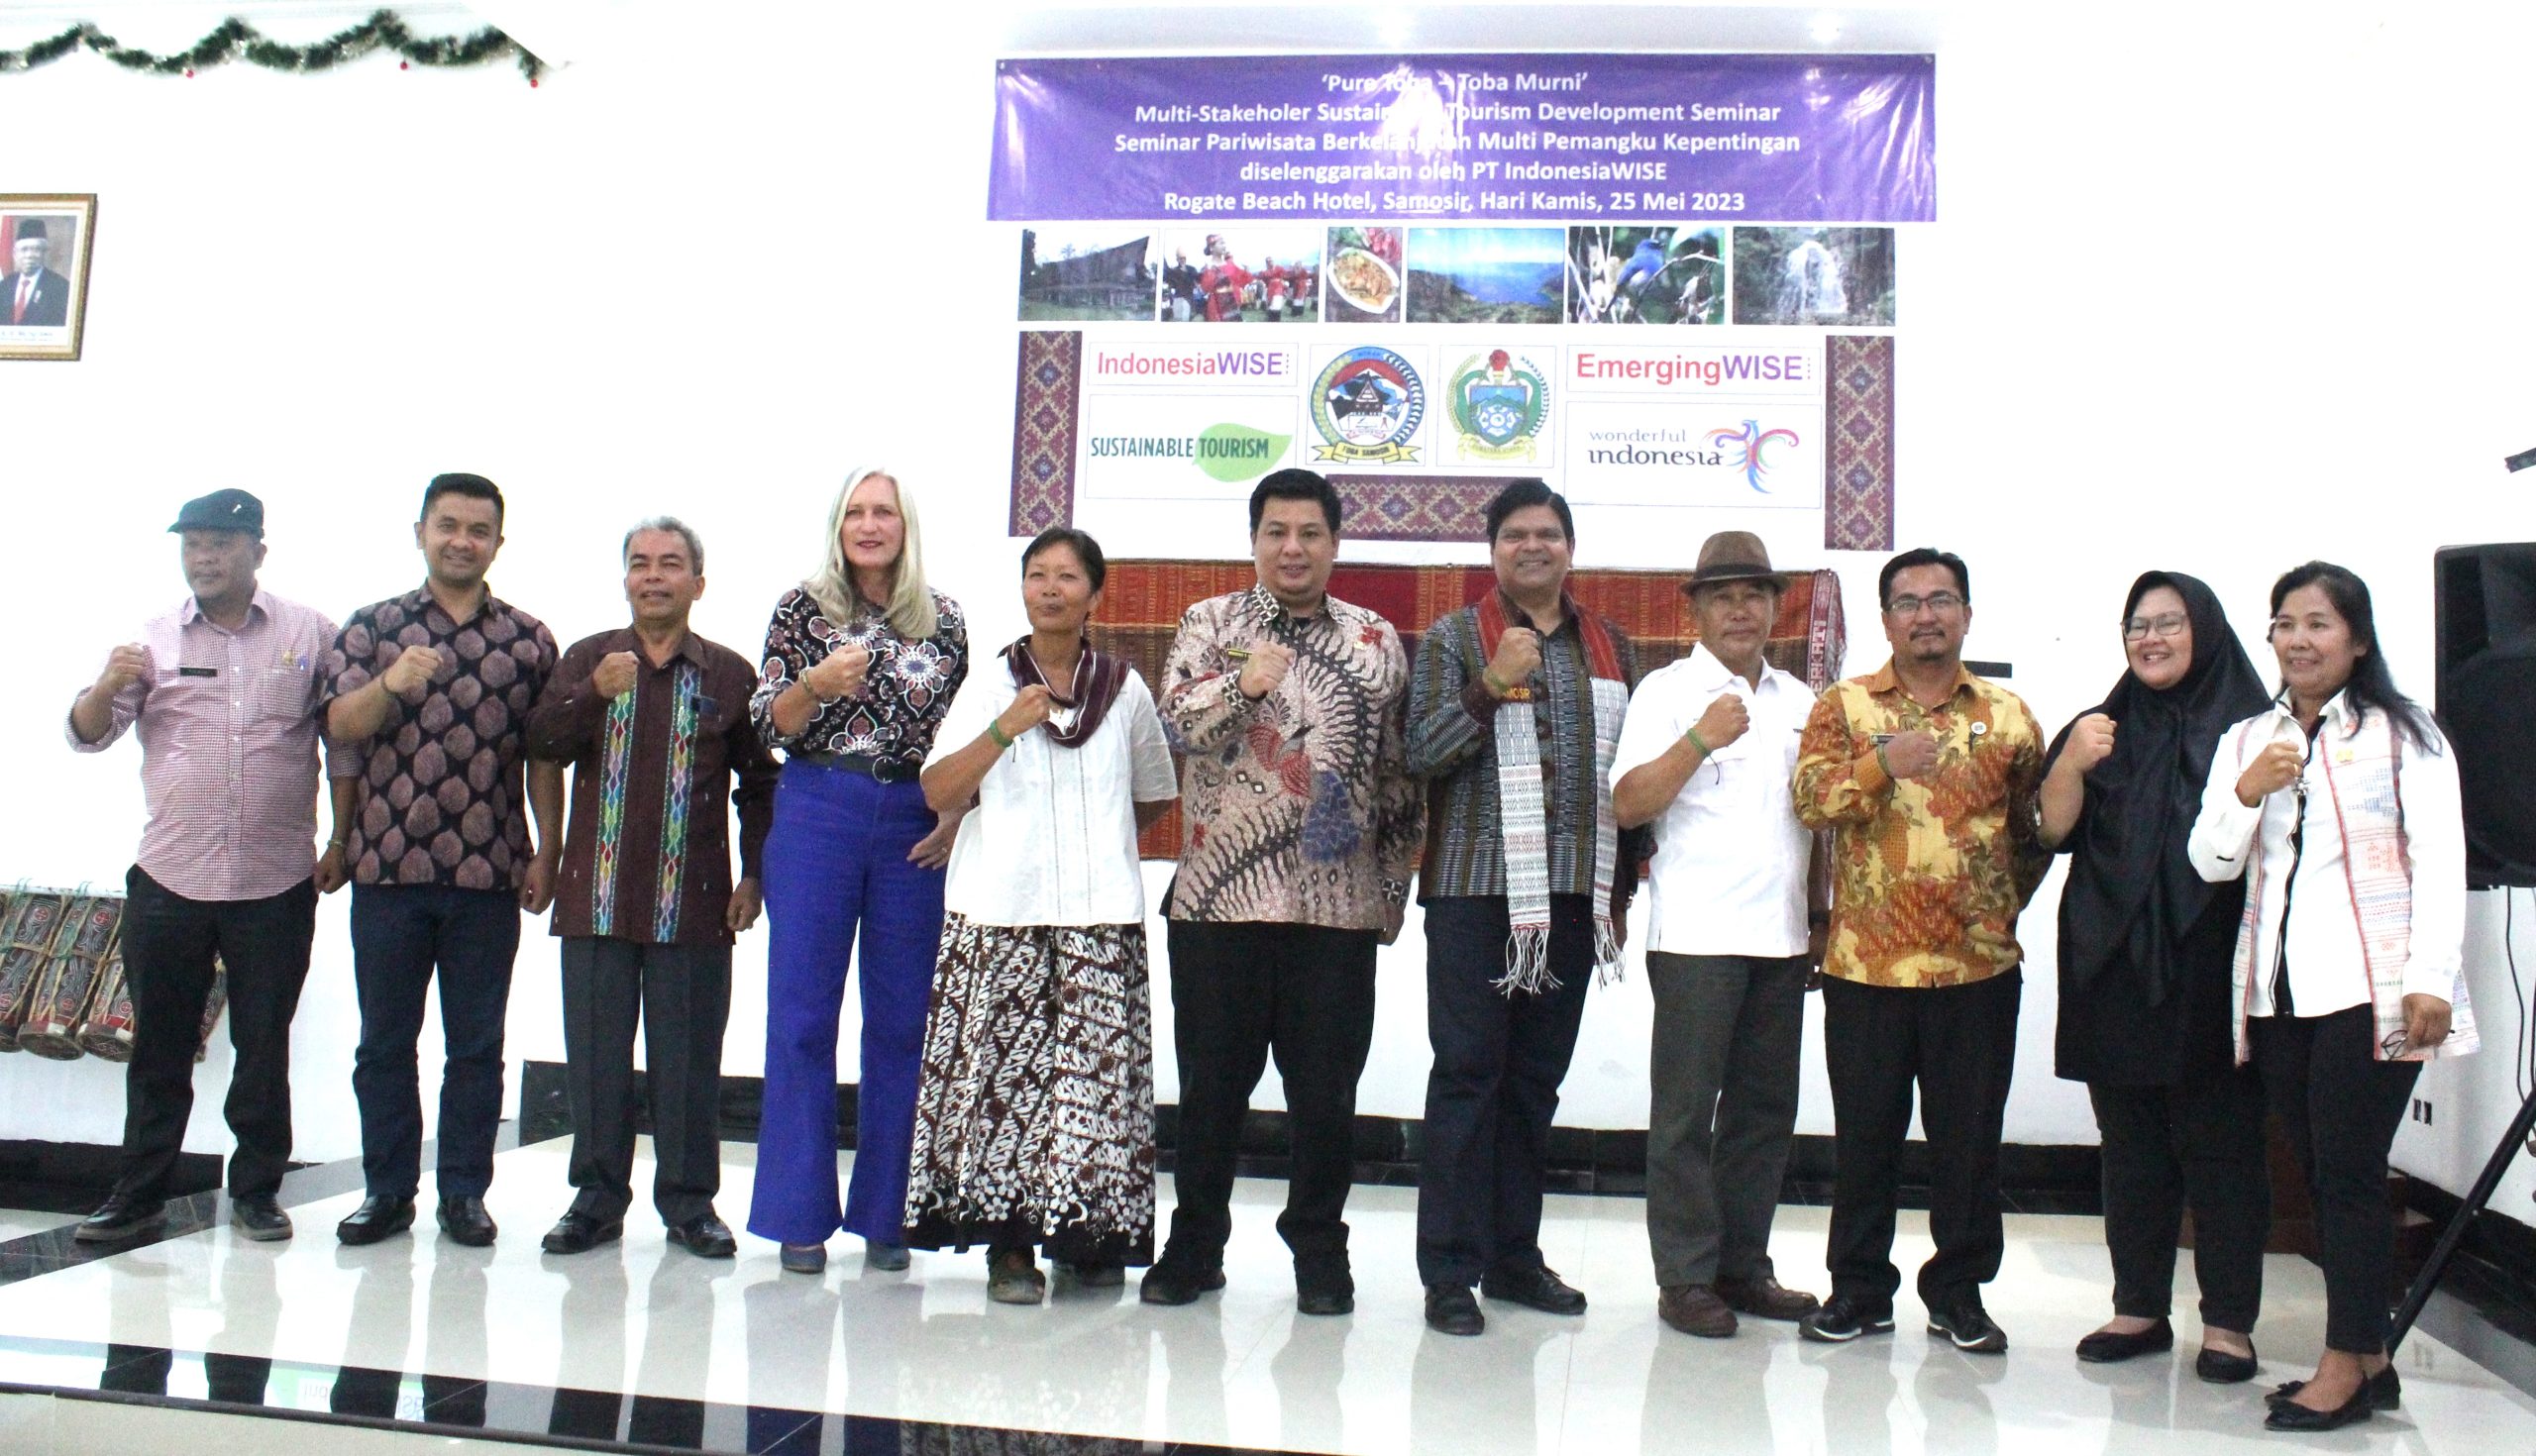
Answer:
[
  {"left": 1707, "top": 418, "right": 1802, "bottom": 493},
  {"left": 1449, "top": 350, "right": 1547, "bottom": 464},
  {"left": 1086, "top": 423, "right": 1293, "bottom": 483},
  {"left": 1310, "top": 347, "right": 1426, "bottom": 465}
]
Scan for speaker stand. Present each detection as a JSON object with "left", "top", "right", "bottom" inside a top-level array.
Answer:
[{"left": 2390, "top": 1083, "right": 2536, "bottom": 1351}]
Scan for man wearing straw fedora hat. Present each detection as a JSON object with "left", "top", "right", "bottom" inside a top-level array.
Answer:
[{"left": 1612, "top": 530, "right": 1828, "bottom": 1339}]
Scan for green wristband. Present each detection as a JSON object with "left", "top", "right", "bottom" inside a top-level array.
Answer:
[
  {"left": 988, "top": 720, "right": 1013, "bottom": 751},
  {"left": 1482, "top": 668, "right": 1513, "bottom": 696},
  {"left": 1683, "top": 727, "right": 1712, "bottom": 758}
]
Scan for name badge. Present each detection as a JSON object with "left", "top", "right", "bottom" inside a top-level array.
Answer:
[
  {"left": 694, "top": 694, "right": 720, "bottom": 719},
  {"left": 178, "top": 667, "right": 218, "bottom": 678}
]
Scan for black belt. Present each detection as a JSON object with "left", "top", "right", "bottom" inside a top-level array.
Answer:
[{"left": 795, "top": 750, "right": 920, "bottom": 783}]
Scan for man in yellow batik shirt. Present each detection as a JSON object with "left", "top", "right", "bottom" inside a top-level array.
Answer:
[{"left": 1790, "top": 547, "right": 2046, "bottom": 1356}]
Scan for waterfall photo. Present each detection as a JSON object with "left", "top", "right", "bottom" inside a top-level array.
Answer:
[{"left": 1731, "top": 226, "right": 1896, "bottom": 326}]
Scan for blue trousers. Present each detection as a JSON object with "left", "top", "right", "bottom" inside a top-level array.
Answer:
[
  {"left": 748, "top": 761, "right": 945, "bottom": 1246},
  {"left": 349, "top": 884, "right": 522, "bottom": 1199}
]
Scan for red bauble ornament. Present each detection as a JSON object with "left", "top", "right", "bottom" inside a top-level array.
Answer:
[
  {"left": 399, "top": 60, "right": 409, "bottom": 70},
  {"left": 182, "top": 67, "right": 194, "bottom": 77}
]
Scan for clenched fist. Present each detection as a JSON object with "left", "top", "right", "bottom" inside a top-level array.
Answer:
[
  {"left": 381, "top": 645, "right": 445, "bottom": 694},
  {"left": 1690, "top": 693, "right": 1749, "bottom": 754},
  {"left": 2063, "top": 713, "right": 2118, "bottom": 773},
  {"left": 1486, "top": 628, "right": 1542, "bottom": 693},
  {"left": 1880, "top": 729, "right": 1942, "bottom": 780},
  {"left": 2236, "top": 739, "right": 2304, "bottom": 806},
  {"left": 591, "top": 651, "right": 640, "bottom": 700},
  {"left": 997, "top": 684, "right": 1057, "bottom": 741},
  {"left": 94, "top": 643, "right": 151, "bottom": 696},
  {"left": 1238, "top": 643, "right": 1296, "bottom": 700},
  {"left": 800, "top": 644, "right": 872, "bottom": 703}
]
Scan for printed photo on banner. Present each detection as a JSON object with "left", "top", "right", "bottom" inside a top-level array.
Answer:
[
  {"left": 0, "top": 195, "right": 96, "bottom": 362},
  {"left": 1156, "top": 230, "right": 1321, "bottom": 325},
  {"left": 1406, "top": 228, "right": 1564, "bottom": 326},
  {"left": 1323, "top": 227, "right": 1403, "bottom": 324},
  {"left": 1018, "top": 227, "right": 1156, "bottom": 322},
  {"left": 1732, "top": 226, "right": 1895, "bottom": 327},
  {"left": 1567, "top": 225, "right": 1725, "bottom": 326}
]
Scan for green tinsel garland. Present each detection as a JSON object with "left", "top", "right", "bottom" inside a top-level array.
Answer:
[{"left": 0, "top": 9, "right": 544, "bottom": 84}]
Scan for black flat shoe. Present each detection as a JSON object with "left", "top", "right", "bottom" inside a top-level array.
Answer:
[
  {"left": 540, "top": 1211, "right": 623, "bottom": 1255},
  {"left": 2196, "top": 1345, "right": 2259, "bottom": 1384},
  {"left": 1296, "top": 1285, "right": 1355, "bottom": 1316},
  {"left": 75, "top": 1194, "right": 166, "bottom": 1245},
  {"left": 335, "top": 1195, "right": 416, "bottom": 1246},
  {"left": 2268, "top": 1366, "right": 2398, "bottom": 1410},
  {"left": 2076, "top": 1319, "right": 2174, "bottom": 1364},
  {"left": 437, "top": 1196, "right": 497, "bottom": 1247},
  {"left": 1481, "top": 1264, "right": 1587, "bottom": 1315},
  {"left": 1138, "top": 1261, "right": 1226, "bottom": 1306},
  {"left": 1425, "top": 1284, "right": 1484, "bottom": 1336},
  {"left": 2264, "top": 1387, "right": 2373, "bottom": 1432},
  {"left": 667, "top": 1213, "right": 737, "bottom": 1259},
  {"left": 228, "top": 1196, "right": 293, "bottom": 1242}
]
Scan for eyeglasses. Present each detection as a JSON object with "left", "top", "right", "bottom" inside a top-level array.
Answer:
[
  {"left": 2122, "top": 613, "right": 2189, "bottom": 641},
  {"left": 1885, "top": 592, "right": 1963, "bottom": 617}
]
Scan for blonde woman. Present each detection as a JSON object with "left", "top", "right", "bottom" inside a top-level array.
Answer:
[{"left": 746, "top": 468, "right": 969, "bottom": 1274}]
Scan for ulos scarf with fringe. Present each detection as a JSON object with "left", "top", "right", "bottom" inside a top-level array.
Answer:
[{"left": 1472, "top": 591, "right": 1629, "bottom": 994}]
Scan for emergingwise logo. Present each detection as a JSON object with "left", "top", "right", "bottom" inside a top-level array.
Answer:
[
  {"left": 1310, "top": 347, "right": 1425, "bottom": 465},
  {"left": 1707, "top": 418, "right": 1802, "bottom": 493},
  {"left": 1449, "top": 349, "right": 1548, "bottom": 464}
]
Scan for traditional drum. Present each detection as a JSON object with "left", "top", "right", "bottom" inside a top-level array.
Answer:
[
  {"left": 0, "top": 891, "right": 69, "bottom": 1054},
  {"left": 77, "top": 942, "right": 136, "bottom": 1062},
  {"left": 19, "top": 896, "right": 121, "bottom": 1059}
]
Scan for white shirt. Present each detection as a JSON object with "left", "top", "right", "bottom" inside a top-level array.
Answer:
[
  {"left": 1610, "top": 644, "right": 1814, "bottom": 956},
  {"left": 928, "top": 663, "right": 1179, "bottom": 927},
  {"left": 2185, "top": 690, "right": 2465, "bottom": 1017}
]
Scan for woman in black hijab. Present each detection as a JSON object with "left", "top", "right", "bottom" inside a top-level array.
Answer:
[{"left": 2040, "top": 572, "right": 2273, "bottom": 1380}]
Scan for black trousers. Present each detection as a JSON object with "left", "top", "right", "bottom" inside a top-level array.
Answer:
[
  {"left": 1415, "top": 894, "right": 1593, "bottom": 1287},
  {"left": 1161, "top": 918, "right": 1379, "bottom": 1282},
  {"left": 2090, "top": 1067, "right": 2270, "bottom": 1330},
  {"left": 560, "top": 936, "right": 733, "bottom": 1226},
  {"left": 1644, "top": 951, "right": 1810, "bottom": 1289},
  {"left": 2250, "top": 1003, "right": 2419, "bottom": 1353},
  {"left": 1822, "top": 969, "right": 2021, "bottom": 1312},
  {"left": 349, "top": 884, "right": 522, "bottom": 1199},
  {"left": 112, "top": 867, "right": 317, "bottom": 1202}
]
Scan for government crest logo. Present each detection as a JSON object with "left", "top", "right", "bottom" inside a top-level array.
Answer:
[
  {"left": 1449, "top": 349, "right": 1548, "bottom": 463},
  {"left": 1310, "top": 347, "right": 1425, "bottom": 465}
]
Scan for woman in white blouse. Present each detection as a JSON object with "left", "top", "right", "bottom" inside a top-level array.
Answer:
[
  {"left": 2187, "top": 561, "right": 2477, "bottom": 1433},
  {"left": 899, "top": 527, "right": 1179, "bottom": 1304}
]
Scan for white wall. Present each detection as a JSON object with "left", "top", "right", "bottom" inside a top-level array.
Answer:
[{"left": 3, "top": 3, "right": 2532, "bottom": 1202}]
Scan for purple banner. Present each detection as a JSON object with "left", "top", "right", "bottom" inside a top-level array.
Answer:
[{"left": 992, "top": 53, "right": 1935, "bottom": 225}]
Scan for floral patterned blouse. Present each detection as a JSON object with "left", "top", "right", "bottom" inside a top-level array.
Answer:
[{"left": 750, "top": 586, "right": 969, "bottom": 767}]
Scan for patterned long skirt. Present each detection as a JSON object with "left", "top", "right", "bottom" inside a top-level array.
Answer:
[{"left": 901, "top": 914, "right": 1156, "bottom": 1265}]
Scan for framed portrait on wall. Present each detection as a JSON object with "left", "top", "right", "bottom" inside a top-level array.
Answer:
[{"left": 0, "top": 195, "right": 96, "bottom": 362}]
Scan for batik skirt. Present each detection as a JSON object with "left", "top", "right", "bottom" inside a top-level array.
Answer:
[{"left": 901, "top": 914, "right": 1156, "bottom": 1265}]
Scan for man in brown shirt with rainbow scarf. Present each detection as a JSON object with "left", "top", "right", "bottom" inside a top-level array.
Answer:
[{"left": 1793, "top": 547, "right": 2047, "bottom": 1355}]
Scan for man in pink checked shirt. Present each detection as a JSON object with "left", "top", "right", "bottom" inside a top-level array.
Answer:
[{"left": 66, "top": 488, "right": 358, "bottom": 1246}]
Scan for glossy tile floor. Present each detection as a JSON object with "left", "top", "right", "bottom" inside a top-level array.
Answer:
[{"left": 3, "top": 1139, "right": 2535, "bottom": 1454}]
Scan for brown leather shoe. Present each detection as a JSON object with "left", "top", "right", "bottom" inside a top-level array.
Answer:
[
  {"left": 1716, "top": 1275, "right": 1822, "bottom": 1321},
  {"left": 1657, "top": 1285, "right": 1738, "bottom": 1338}
]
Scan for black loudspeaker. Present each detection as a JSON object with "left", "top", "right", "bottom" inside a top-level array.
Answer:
[{"left": 2435, "top": 543, "right": 2536, "bottom": 888}]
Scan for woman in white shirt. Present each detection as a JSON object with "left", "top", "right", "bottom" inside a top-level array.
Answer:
[
  {"left": 900, "top": 528, "right": 1178, "bottom": 1304},
  {"left": 2187, "top": 561, "right": 2477, "bottom": 1432}
]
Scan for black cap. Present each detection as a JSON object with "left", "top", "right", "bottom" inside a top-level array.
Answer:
[
  {"left": 168, "top": 488, "right": 264, "bottom": 536},
  {"left": 14, "top": 220, "right": 45, "bottom": 243}
]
